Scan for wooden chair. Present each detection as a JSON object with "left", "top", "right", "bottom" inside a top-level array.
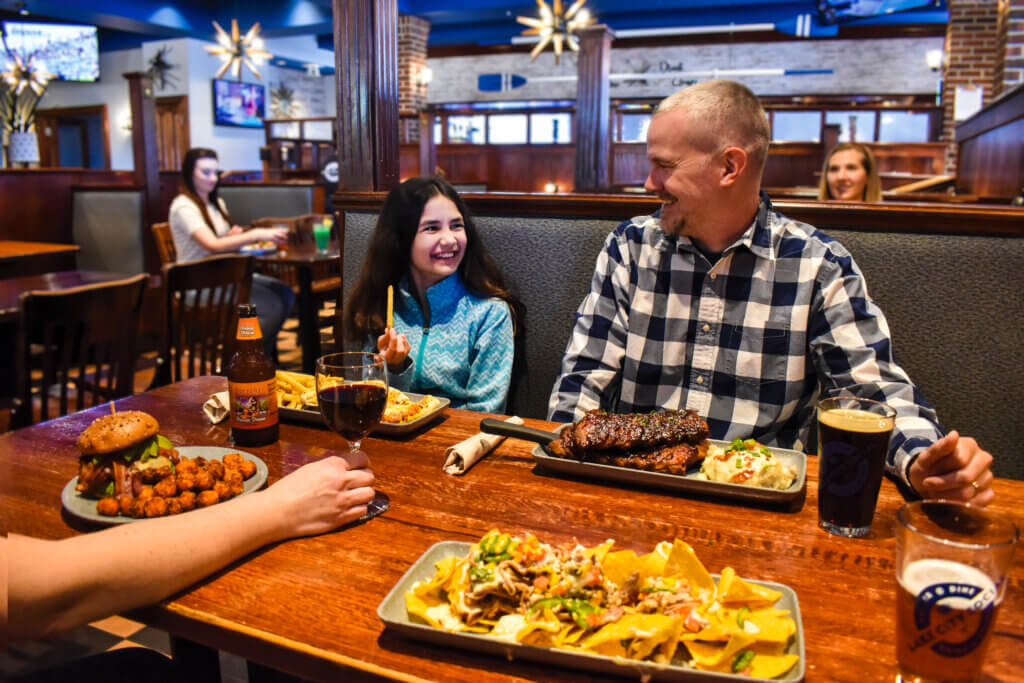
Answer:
[
  {"left": 152, "top": 221, "right": 177, "bottom": 267},
  {"left": 154, "top": 254, "right": 254, "bottom": 386},
  {"left": 13, "top": 274, "right": 149, "bottom": 428}
]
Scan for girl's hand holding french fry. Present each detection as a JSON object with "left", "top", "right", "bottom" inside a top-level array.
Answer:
[{"left": 376, "top": 328, "right": 411, "bottom": 371}]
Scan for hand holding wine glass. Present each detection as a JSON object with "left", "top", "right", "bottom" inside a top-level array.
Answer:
[{"left": 315, "top": 352, "right": 390, "bottom": 520}]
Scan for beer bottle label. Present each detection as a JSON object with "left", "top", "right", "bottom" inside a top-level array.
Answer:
[
  {"left": 229, "top": 378, "right": 278, "bottom": 429},
  {"left": 236, "top": 316, "right": 263, "bottom": 341}
]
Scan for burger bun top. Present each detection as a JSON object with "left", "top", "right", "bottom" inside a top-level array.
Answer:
[{"left": 77, "top": 411, "right": 159, "bottom": 456}]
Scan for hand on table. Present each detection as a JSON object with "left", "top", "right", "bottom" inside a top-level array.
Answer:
[
  {"left": 377, "top": 328, "right": 410, "bottom": 372},
  {"left": 908, "top": 431, "right": 994, "bottom": 506},
  {"left": 265, "top": 453, "right": 376, "bottom": 536}
]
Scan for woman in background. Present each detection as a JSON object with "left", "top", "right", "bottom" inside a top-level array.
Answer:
[
  {"left": 168, "top": 147, "right": 295, "bottom": 358},
  {"left": 818, "top": 142, "right": 882, "bottom": 202},
  {"left": 343, "top": 176, "right": 524, "bottom": 413}
]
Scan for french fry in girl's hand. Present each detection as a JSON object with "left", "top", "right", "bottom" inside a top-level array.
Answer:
[{"left": 386, "top": 285, "right": 394, "bottom": 329}]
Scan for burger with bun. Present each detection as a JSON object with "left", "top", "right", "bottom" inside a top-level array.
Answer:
[{"left": 76, "top": 410, "right": 177, "bottom": 497}]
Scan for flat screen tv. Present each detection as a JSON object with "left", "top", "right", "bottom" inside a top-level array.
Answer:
[
  {"left": 1, "top": 21, "right": 99, "bottom": 82},
  {"left": 212, "top": 79, "right": 265, "bottom": 128}
]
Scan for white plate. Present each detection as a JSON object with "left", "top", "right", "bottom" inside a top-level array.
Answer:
[{"left": 61, "top": 446, "right": 268, "bottom": 525}]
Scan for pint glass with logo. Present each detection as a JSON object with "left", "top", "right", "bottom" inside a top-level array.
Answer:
[{"left": 895, "top": 501, "right": 1018, "bottom": 682}]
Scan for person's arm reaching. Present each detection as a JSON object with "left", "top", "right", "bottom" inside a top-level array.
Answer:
[
  {"left": 808, "top": 244, "right": 994, "bottom": 504},
  {"left": 7, "top": 453, "right": 374, "bottom": 642},
  {"left": 172, "top": 200, "right": 286, "bottom": 254},
  {"left": 548, "top": 229, "right": 631, "bottom": 422}
]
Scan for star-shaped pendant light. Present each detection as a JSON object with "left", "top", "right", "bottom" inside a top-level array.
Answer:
[
  {"left": 204, "top": 19, "right": 272, "bottom": 81},
  {"left": 516, "top": 0, "right": 596, "bottom": 63},
  {"left": 1, "top": 52, "right": 55, "bottom": 96}
]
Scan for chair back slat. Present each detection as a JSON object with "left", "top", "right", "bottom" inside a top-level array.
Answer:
[
  {"left": 152, "top": 222, "right": 177, "bottom": 266},
  {"left": 15, "top": 274, "right": 149, "bottom": 427},
  {"left": 157, "top": 255, "right": 254, "bottom": 386}
]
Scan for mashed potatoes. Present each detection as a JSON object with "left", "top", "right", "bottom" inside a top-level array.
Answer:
[{"left": 696, "top": 439, "right": 797, "bottom": 489}]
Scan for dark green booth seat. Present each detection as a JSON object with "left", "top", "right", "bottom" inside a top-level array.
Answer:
[{"left": 335, "top": 192, "right": 1024, "bottom": 480}]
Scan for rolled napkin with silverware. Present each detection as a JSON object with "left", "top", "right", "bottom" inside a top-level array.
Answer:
[
  {"left": 443, "top": 415, "right": 524, "bottom": 475},
  {"left": 203, "top": 391, "right": 231, "bottom": 424}
]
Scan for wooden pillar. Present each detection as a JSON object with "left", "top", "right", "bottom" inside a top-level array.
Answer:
[
  {"left": 418, "top": 111, "right": 436, "bottom": 177},
  {"left": 124, "top": 71, "right": 161, "bottom": 274},
  {"left": 333, "top": 0, "right": 399, "bottom": 192},
  {"left": 574, "top": 24, "right": 614, "bottom": 193}
]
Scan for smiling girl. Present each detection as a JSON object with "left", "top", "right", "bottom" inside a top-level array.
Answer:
[{"left": 343, "top": 176, "right": 524, "bottom": 413}]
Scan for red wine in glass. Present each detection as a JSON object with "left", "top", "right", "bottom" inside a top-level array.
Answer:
[
  {"left": 316, "top": 352, "right": 389, "bottom": 521},
  {"left": 319, "top": 383, "right": 387, "bottom": 442}
]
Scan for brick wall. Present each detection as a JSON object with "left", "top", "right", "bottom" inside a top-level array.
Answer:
[
  {"left": 943, "top": 0, "right": 1002, "bottom": 173},
  {"left": 996, "top": 0, "right": 1024, "bottom": 92},
  {"left": 398, "top": 14, "right": 430, "bottom": 125}
]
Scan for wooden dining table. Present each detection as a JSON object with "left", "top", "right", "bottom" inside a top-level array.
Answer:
[
  {"left": 253, "top": 243, "right": 340, "bottom": 373},
  {"left": 3, "top": 375, "right": 1022, "bottom": 682},
  {"left": 0, "top": 240, "right": 80, "bottom": 279}
]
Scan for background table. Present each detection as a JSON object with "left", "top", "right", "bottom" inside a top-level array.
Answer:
[
  {"left": 0, "top": 241, "right": 80, "bottom": 279},
  {"left": 3, "top": 375, "right": 1022, "bottom": 682},
  {"left": 254, "top": 244, "right": 339, "bottom": 372}
]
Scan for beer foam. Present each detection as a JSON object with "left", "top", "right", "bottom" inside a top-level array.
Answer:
[
  {"left": 819, "top": 407, "right": 893, "bottom": 433},
  {"left": 900, "top": 559, "right": 997, "bottom": 610}
]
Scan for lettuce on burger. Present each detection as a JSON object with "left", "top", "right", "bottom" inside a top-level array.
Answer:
[{"left": 75, "top": 410, "right": 176, "bottom": 498}]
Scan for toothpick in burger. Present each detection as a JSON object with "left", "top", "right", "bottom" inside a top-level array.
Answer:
[{"left": 75, "top": 411, "right": 177, "bottom": 498}]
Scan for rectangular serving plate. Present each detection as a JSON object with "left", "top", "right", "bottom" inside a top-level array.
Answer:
[
  {"left": 378, "top": 541, "right": 805, "bottom": 682},
  {"left": 532, "top": 434, "right": 807, "bottom": 504},
  {"left": 279, "top": 392, "right": 450, "bottom": 435}
]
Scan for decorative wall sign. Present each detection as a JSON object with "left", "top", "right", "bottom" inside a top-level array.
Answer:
[{"left": 147, "top": 45, "right": 178, "bottom": 91}]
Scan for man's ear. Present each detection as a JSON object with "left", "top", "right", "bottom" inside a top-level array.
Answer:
[{"left": 719, "top": 146, "right": 748, "bottom": 187}]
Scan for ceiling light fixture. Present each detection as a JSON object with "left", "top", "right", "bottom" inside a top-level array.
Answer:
[
  {"left": 516, "top": 0, "right": 596, "bottom": 64},
  {"left": 204, "top": 19, "right": 272, "bottom": 81},
  {"left": 2, "top": 52, "right": 54, "bottom": 96}
]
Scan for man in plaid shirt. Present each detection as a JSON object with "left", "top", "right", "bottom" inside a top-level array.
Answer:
[{"left": 548, "top": 80, "right": 994, "bottom": 504}]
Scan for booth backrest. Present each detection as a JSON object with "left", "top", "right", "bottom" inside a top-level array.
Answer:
[
  {"left": 341, "top": 208, "right": 1024, "bottom": 479},
  {"left": 218, "top": 185, "right": 314, "bottom": 226},
  {"left": 71, "top": 190, "right": 145, "bottom": 275}
]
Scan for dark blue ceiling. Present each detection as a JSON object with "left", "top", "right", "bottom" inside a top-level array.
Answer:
[{"left": 1, "top": 0, "right": 948, "bottom": 52}]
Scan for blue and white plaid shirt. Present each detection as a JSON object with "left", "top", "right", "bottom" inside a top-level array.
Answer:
[{"left": 548, "top": 196, "right": 942, "bottom": 488}]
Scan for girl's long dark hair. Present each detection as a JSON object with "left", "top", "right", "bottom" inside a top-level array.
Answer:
[
  {"left": 180, "top": 147, "right": 232, "bottom": 233},
  {"left": 343, "top": 176, "right": 525, "bottom": 349}
]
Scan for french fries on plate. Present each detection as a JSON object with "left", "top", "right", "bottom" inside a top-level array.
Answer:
[{"left": 274, "top": 371, "right": 439, "bottom": 424}]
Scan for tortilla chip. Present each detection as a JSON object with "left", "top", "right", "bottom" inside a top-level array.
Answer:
[
  {"left": 664, "top": 540, "right": 715, "bottom": 598},
  {"left": 405, "top": 594, "right": 463, "bottom": 631},
  {"left": 684, "top": 633, "right": 757, "bottom": 669},
  {"left": 601, "top": 549, "right": 642, "bottom": 586},
  {"left": 413, "top": 556, "right": 460, "bottom": 598},
  {"left": 581, "top": 614, "right": 680, "bottom": 661},
  {"left": 717, "top": 567, "right": 782, "bottom": 607},
  {"left": 748, "top": 653, "right": 800, "bottom": 678}
]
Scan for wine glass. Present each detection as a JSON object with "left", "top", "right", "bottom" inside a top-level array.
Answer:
[{"left": 315, "top": 352, "right": 390, "bottom": 521}]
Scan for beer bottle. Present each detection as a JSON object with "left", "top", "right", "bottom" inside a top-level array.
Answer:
[{"left": 227, "top": 303, "right": 279, "bottom": 446}]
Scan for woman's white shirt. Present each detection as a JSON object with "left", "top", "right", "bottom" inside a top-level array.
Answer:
[{"left": 168, "top": 195, "right": 232, "bottom": 263}]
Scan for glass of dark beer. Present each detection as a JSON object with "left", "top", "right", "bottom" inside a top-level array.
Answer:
[
  {"left": 816, "top": 396, "right": 896, "bottom": 537},
  {"left": 895, "top": 501, "right": 1018, "bottom": 682}
]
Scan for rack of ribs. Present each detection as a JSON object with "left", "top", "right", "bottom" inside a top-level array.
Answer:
[{"left": 546, "top": 409, "right": 710, "bottom": 475}]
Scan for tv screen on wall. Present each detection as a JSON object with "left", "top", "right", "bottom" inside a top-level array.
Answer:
[
  {"left": 1, "top": 21, "right": 100, "bottom": 82},
  {"left": 212, "top": 79, "right": 265, "bottom": 128}
]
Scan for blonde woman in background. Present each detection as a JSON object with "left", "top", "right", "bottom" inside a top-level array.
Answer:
[{"left": 818, "top": 142, "right": 882, "bottom": 202}]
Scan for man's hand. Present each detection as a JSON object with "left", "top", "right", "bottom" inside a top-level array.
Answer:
[{"left": 908, "top": 431, "right": 994, "bottom": 506}]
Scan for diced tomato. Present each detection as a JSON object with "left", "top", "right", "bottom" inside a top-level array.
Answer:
[
  {"left": 684, "top": 611, "right": 703, "bottom": 633},
  {"left": 551, "top": 583, "right": 568, "bottom": 596},
  {"left": 731, "top": 470, "right": 753, "bottom": 483},
  {"left": 533, "top": 575, "right": 549, "bottom": 591},
  {"left": 586, "top": 612, "right": 604, "bottom": 628}
]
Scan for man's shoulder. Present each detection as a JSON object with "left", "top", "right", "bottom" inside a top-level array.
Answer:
[{"left": 767, "top": 208, "right": 853, "bottom": 262}]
